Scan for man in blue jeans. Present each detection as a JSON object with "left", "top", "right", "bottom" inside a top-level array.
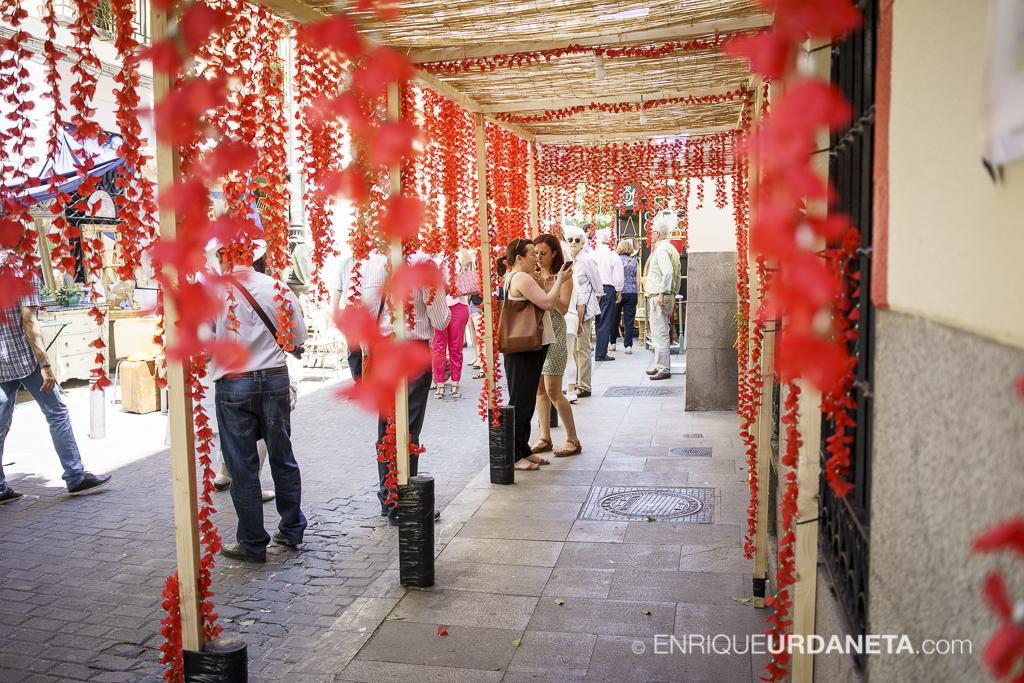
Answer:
[
  {"left": 0, "top": 274, "right": 111, "bottom": 504},
  {"left": 211, "top": 243, "right": 309, "bottom": 562}
]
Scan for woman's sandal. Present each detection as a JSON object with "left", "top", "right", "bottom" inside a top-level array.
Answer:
[
  {"left": 434, "top": 385, "right": 445, "bottom": 399},
  {"left": 514, "top": 459, "right": 541, "bottom": 470},
  {"left": 472, "top": 371, "right": 486, "bottom": 379},
  {"left": 554, "top": 440, "right": 582, "bottom": 456},
  {"left": 451, "top": 384, "right": 461, "bottom": 399},
  {"left": 526, "top": 454, "right": 550, "bottom": 465},
  {"left": 530, "top": 438, "right": 553, "bottom": 454}
]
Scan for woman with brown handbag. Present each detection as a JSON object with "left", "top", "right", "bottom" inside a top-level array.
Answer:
[{"left": 499, "top": 238, "right": 573, "bottom": 470}]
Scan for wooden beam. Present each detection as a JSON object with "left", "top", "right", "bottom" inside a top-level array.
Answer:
[
  {"left": 254, "top": 0, "right": 323, "bottom": 23},
  {"left": 535, "top": 124, "right": 735, "bottom": 142},
  {"left": 151, "top": 6, "right": 203, "bottom": 654},
  {"left": 475, "top": 112, "right": 496, "bottom": 410},
  {"left": 481, "top": 87, "right": 740, "bottom": 114},
  {"left": 527, "top": 142, "right": 538, "bottom": 238},
  {"left": 791, "top": 37, "right": 831, "bottom": 683},
  {"left": 387, "top": 82, "right": 411, "bottom": 487},
  {"left": 407, "top": 15, "right": 774, "bottom": 63}
]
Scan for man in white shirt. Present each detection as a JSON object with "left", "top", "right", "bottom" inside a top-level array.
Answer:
[
  {"left": 644, "top": 211, "right": 682, "bottom": 381},
  {"left": 564, "top": 227, "right": 602, "bottom": 398},
  {"left": 211, "top": 244, "right": 309, "bottom": 562},
  {"left": 360, "top": 252, "right": 451, "bottom": 526},
  {"left": 331, "top": 250, "right": 387, "bottom": 380},
  {"left": 592, "top": 229, "right": 624, "bottom": 361}
]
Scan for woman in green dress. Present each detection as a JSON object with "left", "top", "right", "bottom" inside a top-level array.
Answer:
[{"left": 530, "top": 233, "right": 582, "bottom": 457}]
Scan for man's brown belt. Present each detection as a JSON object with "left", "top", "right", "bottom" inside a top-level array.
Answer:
[{"left": 218, "top": 366, "right": 288, "bottom": 381}]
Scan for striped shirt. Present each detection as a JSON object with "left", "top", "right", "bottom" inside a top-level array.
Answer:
[
  {"left": 0, "top": 275, "right": 41, "bottom": 383},
  {"left": 360, "top": 252, "right": 451, "bottom": 341}
]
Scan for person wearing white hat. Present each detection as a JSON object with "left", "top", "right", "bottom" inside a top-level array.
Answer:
[{"left": 210, "top": 238, "right": 309, "bottom": 563}]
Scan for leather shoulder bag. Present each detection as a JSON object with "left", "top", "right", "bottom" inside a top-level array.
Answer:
[{"left": 497, "top": 273, "right": 544, "bottom": 354}]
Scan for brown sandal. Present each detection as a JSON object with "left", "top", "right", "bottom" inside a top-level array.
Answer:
[
  {"left": 530, "top": 438, "right": 553, "bottom": 454},
  {"left": 554, "top": 440, "right": 582, "bottom": 456},
  {"left": 526, "top": 454, "right": 550, "bottom": 465},
  {"left": 514, "top": 460, "right": 541, "bottom": 470}
]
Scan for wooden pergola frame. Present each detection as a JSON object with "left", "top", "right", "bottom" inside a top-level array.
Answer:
[{"left": 156, "top": 7, "right": 838, "bottom": 683}]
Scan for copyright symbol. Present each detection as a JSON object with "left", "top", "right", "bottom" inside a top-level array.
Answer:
[{"left": 632, "top": 641, "right": 645, "bottom": 655}]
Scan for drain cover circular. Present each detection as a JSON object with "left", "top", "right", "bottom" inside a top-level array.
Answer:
[{"left": 597, "top": 489, "right": 704, "bottom": 520}]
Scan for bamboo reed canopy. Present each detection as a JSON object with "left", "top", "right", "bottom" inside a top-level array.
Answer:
[{"left": 259, "top": 0, "right": 771, "bottom": 143}]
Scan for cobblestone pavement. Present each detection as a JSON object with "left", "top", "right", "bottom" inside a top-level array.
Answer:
[{"left": 0, "top": 360, "right": 493, "bottom": 682}]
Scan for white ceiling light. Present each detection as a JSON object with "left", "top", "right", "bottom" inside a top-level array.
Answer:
[
  {"left": 639, "top": 95, "right": 647, "bottom": 125},
  {"left": 599, "top": 7, "right": 650, "bottom": 20},
  {"left": 595, "top": 53, "right": 606, "bottom": 80}
]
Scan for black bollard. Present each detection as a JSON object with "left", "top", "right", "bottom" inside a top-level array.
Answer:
[
  {"left": 183, "top": 637, "right": 247, "bottom": 683},
  {"left": 488, "top": 406, "right": 515, "bottom": 484},
  {"left": 398, "top": 474, "right": 435, "bottom": 587}
]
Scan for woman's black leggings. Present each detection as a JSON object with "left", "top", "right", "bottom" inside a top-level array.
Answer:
[{"left": 503, "top": 345, "right": 549, "bottom": 461}]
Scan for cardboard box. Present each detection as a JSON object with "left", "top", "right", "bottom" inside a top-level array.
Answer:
[{"left": 121, "top": 359, "right": 160, "bottom": 414}]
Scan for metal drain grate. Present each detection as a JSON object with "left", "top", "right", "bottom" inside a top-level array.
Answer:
[
  {"left": 604, "top": 386, "right": 686, "bottom": 397},
  {"left": 682, "top": 434, "right": 703, "bottom": 439},
  {"left": 581, "top": 486, "right": 714, "bottom": 523},
  {"left": 668, "top": 447, "right": 712, "bottom": 457}
]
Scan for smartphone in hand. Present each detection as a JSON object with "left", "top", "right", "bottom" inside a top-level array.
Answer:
[{"left": 562, "top": 261, "right": 574, "bottom": 270}]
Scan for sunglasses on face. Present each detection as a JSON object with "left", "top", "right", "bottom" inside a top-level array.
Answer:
[{"left": 566, "top": 237, "right": 583, "bottom": 243}]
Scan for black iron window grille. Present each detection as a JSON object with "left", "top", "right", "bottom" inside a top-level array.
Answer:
[{"left": 819, "top": 0, "right": 877, "bottom": 677}]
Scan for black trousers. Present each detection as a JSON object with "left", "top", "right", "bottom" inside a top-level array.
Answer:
[
  {"left": 376, "top": 343, "right": 432, "bottom": 511},
  {"left": 594, "top": 284, "right": 617, "bottom": 356},
  {"left": 348, "top": 350, "right": 363, "bottom": 379},
  {"left": 610, "top": 293, "right": 638, "bottom": 348},
  {"left": 503, "top": 345, "right": 548, "bottom": 462}
]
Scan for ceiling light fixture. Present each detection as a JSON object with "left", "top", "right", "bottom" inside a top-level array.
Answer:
[
  {"left": 595, "top": 53, "right": 606, "bottom": 80},
  {"left": 639, "top": 94, "right": 647, "bottom": 125}
]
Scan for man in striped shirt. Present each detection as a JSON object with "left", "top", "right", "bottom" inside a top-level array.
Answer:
[{"left": 360, "top": 252, "right": 451, "bottom": 526}]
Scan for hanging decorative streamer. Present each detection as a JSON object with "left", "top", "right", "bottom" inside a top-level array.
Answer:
[
  {"left": 723, "top": 0, "right": 862, "bottom": 679},
  {"left": 420, "top": 33, "right": 746, "bottom": 74},
  {"left": 494, "top": 91, "right": 743, "bottom": 124}
]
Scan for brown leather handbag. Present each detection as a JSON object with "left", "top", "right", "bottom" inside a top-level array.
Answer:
[
  {"left": 498, "top": 299, "right": 544, "bottom": 353},
  {"left": 497, "top": 274, "right": 544, "bottom": 353}
]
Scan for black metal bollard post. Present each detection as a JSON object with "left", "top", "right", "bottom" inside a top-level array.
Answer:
[
  {"left": 488, "top": 406, "right": 515, "bottom": 484},
  {"left": 183, "top": 637, "right": 247, "bottom": 683},
  {"left": 398, "top": 474, "right": 435, "bottom": 587}
]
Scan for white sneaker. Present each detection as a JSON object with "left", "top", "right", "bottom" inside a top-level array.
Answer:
[
  {"left": 567, "top": 392, "right": 578, "bottom": 404},
  {"left": 262, "top": 490, "right": 276, "bottom": 503},
  {"left": 625, "top": 347, "right": 632, "bottom": 355}
]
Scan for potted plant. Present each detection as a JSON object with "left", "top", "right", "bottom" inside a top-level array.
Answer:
[{"left": 55, "top": 284, "right": 83, "bottom": 307}]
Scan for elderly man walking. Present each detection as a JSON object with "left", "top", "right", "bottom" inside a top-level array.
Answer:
[
  {"left": 212, "top": 244, "right": 309, "bottom": 563},
  {"left": 645, "top": 211, "right": 682, "bottom": 381},
  {"left": 564, "top": 226, "right": 602, "bottom": 400},
  {"left": 0, "top": 274, "right": 111, "bottom": 504}
]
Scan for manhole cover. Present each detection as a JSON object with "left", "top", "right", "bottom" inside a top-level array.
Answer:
[
  {"left": 669, "top": 447, "right": 712, "bottom": 457},
  {"left": 604, "top": 386, "right": 686, "bottom": 397},
  {"left": 682, "top": 433, "right": 703, "bottom": 438},
  {"left": 581, "top": 487, "right": 714, "bottom": 523}
]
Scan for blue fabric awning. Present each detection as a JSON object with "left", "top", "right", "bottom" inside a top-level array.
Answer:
[{"left": 5, "top": 126, "right": 125, "bottom": 205}]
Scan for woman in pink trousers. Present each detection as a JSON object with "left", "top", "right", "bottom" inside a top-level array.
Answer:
[{"left": 431, "top": 251, "right": 472, "bottom": 399}]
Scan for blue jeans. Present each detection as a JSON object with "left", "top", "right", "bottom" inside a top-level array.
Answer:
[
  {"left": 594, "top": 285, "right": 617, "bottom": 356},
  {"left": 0, "top": 364, "right": 87, "bottom": 494},
  {"left": 216, "top": 370, "right": 306, "bottom": 555}
]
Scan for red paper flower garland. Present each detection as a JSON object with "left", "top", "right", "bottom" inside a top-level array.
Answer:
[
  {"left": 973, "top": 517, "right": 1024, "bottom": 682},
  {"left": 724, "top": 0, "right": 862, "bottom": 679},
  {"left": 420, "top": 33, "right": 741, "bottom": 75},
  {"left": 111, "top": 0, "right": 158, "bottom": 281},
  {"left": 494, "top": 91, "right": 743, "bottom": 124}
]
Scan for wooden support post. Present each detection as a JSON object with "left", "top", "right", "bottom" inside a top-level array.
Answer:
[
  {"left": 790, "top": 37, "right": 832, "bottom": 683},
  {"left": 151, "top": 7, "right": 203, "bottom": 653},
  {"left": 752, "top": 322, "right": 775, "bottom": 610},
  {"left": 387, "top": 82, "right": 411, "bottom": 486},
  {"left": 527, "top": 142, "right": 539, "bottom": 238},
  {"left": 475, "top": 113, "right": 496, "bottom": 409},
  {"left": 791, "top": 382, "right": 822, "bottom": 682}
]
